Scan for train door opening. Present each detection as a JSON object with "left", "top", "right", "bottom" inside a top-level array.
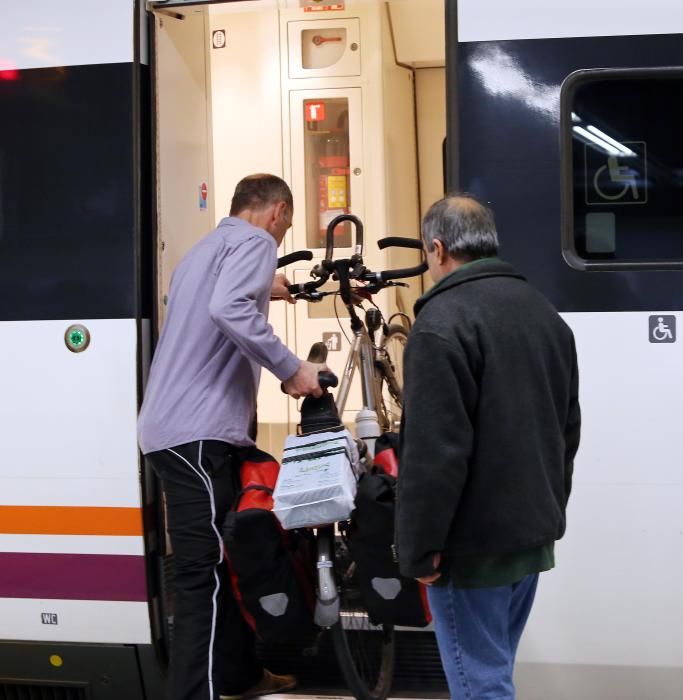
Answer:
[{"left": 147, "top": 0, "right": 446, "bottom": 688}]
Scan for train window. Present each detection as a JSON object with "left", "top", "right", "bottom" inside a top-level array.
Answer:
[
  {"left": 561, "top": 69, "right": 683, "bottom": 270},
  {"left": 0, "top": 64, "right": 136, "bottom": 320}
]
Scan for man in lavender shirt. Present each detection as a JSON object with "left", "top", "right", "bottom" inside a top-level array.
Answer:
[{"left": 138, "top": 174, "right": 323, "bottom": 700}]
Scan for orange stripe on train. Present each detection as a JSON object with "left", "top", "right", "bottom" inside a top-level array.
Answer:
[{"left": 0, "top": 506, "right": 143, "bottom": 536}]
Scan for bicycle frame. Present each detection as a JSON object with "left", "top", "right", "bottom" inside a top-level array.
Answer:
[
  {"left": 289, "top": 214, "right": 424, "bottom": 634},
  {"left": 311, "top": 311, "right": 383, "bottom": 630},
  {"left": 335, "top": 306, "right": 404, "bottom": 437},
  {"left": 313, "top": 306, "right": 391, "bottom": 631},
  {"left": 335, "top": 323, "right": 380, "bottom": 417}
]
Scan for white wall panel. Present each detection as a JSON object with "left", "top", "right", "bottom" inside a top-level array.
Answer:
[
  {"left": 519, "top": 312, "right": 683, "bottom": 668},
  {"left": 0, "top": 599, "right": 150, "bottom": 644},
  {"left": 381, "top": 7, "right": 421, "bottom": 313},
  {"left": 0, "top": 479, "right": 142, "bottom": 508},
  {"left": 388, "top": 0, "right": 445, "bottom": 67},
  {"left": 524, "top": 484, "right": 683, "bottom": 667},
  {"left": 207, "top": 5, "right": 288, "bottom": 431},
  {"left": 208, "top": 6, "right": 283, "bottom": 214},
  {"left": 1, "top": 0, "right": 134, "bottom": 70},
  {"left": 458, "top": 0, "right": 683, "bottom": 42},
  {"left": 0, "top": 319, "right": 141, "bottom": 508},
  {"left": 415, "top": 68, "right": 446, "bottom": 217},
  {"left": 156, "top": 9, "right": 213, "bottom": 328},
  {"left": 0, "top": 535, "right": 144, "bottom": 556}
]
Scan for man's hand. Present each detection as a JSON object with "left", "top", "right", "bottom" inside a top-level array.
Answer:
[
  {"left": 271, "top": 273, "right": 295, "bottom": 304},
  {"left": 417, "top": 553, "right": 442, "bottom": 586},
  {"left": 282, "top": 361, "right": 326, "bottom": 399}
]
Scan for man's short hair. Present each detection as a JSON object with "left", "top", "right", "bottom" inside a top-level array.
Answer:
[
  {"left": 422, "top": 194, "right": 499, "bottom": 261},
  {"left": 229, "top": 173, "right": 293, "bottom": 216}
]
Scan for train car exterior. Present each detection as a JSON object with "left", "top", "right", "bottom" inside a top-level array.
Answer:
[
  {"left": 2, "top": 0, "right": 682, "bottom": 698},
  {"left": 0, "top": 2, "right": 161, "bottom": 698},
  {"left": 450, "top": 1, "right": 683, "bottom": 698}
]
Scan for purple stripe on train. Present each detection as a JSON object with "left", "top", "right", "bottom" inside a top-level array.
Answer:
[{"left": 0, "top": 553, "right": 147, "bottom": 601}]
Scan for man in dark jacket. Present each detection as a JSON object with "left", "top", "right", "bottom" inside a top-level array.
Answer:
[{"left": 397, "top": 194, "right": 580, "bottom": 699}]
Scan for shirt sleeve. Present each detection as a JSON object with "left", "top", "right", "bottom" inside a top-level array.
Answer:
[
  {"left": 208, "top": 235, "right": 300, "bottom": 382},
  {"left": 396, "top": 329, "right": 478, "bottom": 579}
]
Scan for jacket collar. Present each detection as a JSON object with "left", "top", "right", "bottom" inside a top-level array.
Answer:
[{"left": 414, "top": 258, "right": 526, "bottom": 316}]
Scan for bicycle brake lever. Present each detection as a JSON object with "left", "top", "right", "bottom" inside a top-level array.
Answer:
[
  {"left": 363, "top": 281, "right": 408, "bottom": 294},
  {"left": 300, "top": 292, "right": 325, "bottom": 302},
  {"left": 311, "top": 263, "right": 326, "bottom": 279},
  {"left": 350, "top": 260, "right": 366, "bottom": 279}
]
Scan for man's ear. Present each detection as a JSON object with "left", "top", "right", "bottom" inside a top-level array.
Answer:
[
  {"left": 433, "top": 238, "right": 448, "bottom": 265},
  {"left": 272, "top": 200, "right": 287, "bottom": 222}
]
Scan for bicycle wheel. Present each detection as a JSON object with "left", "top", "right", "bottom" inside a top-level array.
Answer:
[
  {"left": 376, "top": 324, "right": 408, "bottom": 433},
  {"left": 330, "top": 530, "right": 395, "bottom": 700}
]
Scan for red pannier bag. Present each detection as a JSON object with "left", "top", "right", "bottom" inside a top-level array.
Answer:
[
  {"left": 223, "top": 448, "right": 315, "bottom": 643},
  {"left": 346, "top": 433, "right": 431, "bottom": 628}
]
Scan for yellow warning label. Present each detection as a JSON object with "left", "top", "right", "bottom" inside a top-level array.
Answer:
[{"left": 327, "top": 175, "right": 347, "bottom": 208}]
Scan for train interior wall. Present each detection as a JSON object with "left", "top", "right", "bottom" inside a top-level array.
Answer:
[{"left": 154, "top": 0, "right": 445, "bottom": 459}]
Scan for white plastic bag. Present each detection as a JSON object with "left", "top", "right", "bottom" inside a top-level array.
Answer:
[{"left": 273, "top": 429, "right": 359, "bottom": 530}]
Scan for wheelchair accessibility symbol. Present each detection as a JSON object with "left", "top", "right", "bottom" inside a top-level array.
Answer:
[
  {"left": 585, "top": 142, "right": 647, "bottom": 205},
  {"left": 649, "top": 316, "right": 676, "bottom": 343}
]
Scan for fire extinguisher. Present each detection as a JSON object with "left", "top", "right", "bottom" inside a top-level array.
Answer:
[{"left": 318, "top": 125, "right": 349, "bottom": 245}]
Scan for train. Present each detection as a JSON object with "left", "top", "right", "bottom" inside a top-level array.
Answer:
[{"left": 0, "top": 1, "right": 681, "bottom": 698}]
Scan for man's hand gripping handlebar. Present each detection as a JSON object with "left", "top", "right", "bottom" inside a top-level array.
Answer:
[{"left": 280, "top": 343, "right": 338, "bottom": 400}]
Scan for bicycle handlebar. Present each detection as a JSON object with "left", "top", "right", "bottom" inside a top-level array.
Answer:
[
  {"left": 277, "top": 250, "right": 313, "bottom": 268},
  {"left": 377, "top": 236, "right": 424, "bottom": 251},
  {"left": 368, "top": 236, "right": 427, "bottom": 281},
  {"left": 288, "top": 275, "right": 328, "bottom": 295},
  {"left": 285, "top": 225, "right": 426, "bottom": 295},
  {"left": 361, "top": 260, "right": 427, "bottom": 283},
  {"left": 325, "top": 213, "right": 364, "bottom": 261}
]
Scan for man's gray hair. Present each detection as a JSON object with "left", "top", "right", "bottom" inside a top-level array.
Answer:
[
  {"left": 230, "top": 173, "right": 293, "bottom": 216},
  {"left": 422, "top": 194, "right": 499, "bottom": 261}
]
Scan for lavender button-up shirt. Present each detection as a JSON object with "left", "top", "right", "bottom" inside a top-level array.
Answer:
[{"left": 138, "top": 217, "right": 300, "bottom": 454}]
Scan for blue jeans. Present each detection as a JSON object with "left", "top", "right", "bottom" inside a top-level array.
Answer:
[{"left": 427, "top": 574, "right": 539, "bottom": 699}]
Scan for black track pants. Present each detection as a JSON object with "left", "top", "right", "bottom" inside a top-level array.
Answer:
[{"left": 146, "top": 440, "right": 262, "bottom": 700}]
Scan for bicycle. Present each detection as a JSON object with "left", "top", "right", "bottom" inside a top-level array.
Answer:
[
  {"left": 280, "top": 214, "right": 426, "bottom": 700},
  {"left": 287, "top": 213, "right": 425, "bottom": 437}
]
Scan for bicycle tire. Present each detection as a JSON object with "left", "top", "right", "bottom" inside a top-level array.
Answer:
[
  {"left": 375, "top": 324, "right": 408, "bottom": 433},
  {"left": 330, "top": 534, "right": 395, "bottom": 700}
]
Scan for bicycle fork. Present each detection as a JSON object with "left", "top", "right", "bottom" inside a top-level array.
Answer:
[{"left": 314, "top": 526, "right": 340, "bottom": 627}]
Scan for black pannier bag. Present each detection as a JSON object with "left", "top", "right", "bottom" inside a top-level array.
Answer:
[
  {"left": 346, "top": 435, "right": 431, "bottom": 628},
  {"left": 222, "top": 448, "right": 315, "bottom": 643}
]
